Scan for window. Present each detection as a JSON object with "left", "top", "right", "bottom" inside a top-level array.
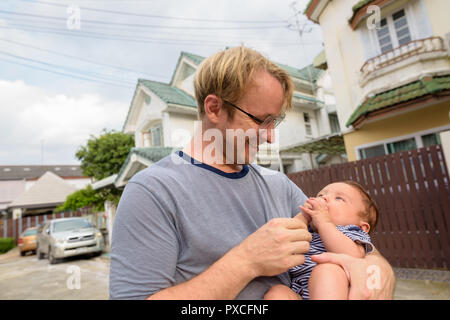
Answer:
[
  {"left": 151, "top": 125, "right": 163, "bottom": 147},
  {"left": 328, "top": 113, "right": 341, "bottom": 134},
  {"left": 304, "top": 112, "right": 312, "bottom": 136},
  {"left": 376, "top": 9, "right": 412, "bottom": 53},
  {"left": 387, "top": 137, "right": 417, "bottom": 154},
  {"left": 377, "top": 18, "right": 393, "bottom": 53},
  {"left": 422, "top": 133, "right": 441, "bottom": 147},
  {"left": 360, "top": 145, "right": 386, "bottom": 159}
]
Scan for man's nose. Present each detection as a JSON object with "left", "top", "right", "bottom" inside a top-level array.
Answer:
[{"left": 260, "top": 127, "right": 275, "bottom": 144}]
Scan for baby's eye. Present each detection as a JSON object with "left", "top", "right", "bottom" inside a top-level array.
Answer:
[{"left": 336, "top": 196, "right": 344, "bottom": 201}]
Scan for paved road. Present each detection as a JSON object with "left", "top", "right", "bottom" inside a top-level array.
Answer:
[
  {"left": 0, "top": 248, "right": 109, "bottom": 300},
  {"left": 1, "top": 248, "right": 449, "bottom": 300}
]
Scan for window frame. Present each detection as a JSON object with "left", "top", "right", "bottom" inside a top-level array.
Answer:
[
  {"left": 368, "top": 5, "right": 417, "bottom": 56},
  {"left": 355, "top": 124, "right": 450, "bottom": 160}
]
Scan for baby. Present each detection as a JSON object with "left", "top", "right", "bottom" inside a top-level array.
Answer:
[{"left": 264, "top": 180, "right": 379, "bottom": 300}]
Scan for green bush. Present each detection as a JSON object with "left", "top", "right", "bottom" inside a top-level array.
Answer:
[{"left": 0, "top": 237, "right": 15, "bottom": 254}]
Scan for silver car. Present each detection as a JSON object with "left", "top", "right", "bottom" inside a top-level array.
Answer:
[{"left": 36, "top": 217, "right": 105, "bottom": 264}]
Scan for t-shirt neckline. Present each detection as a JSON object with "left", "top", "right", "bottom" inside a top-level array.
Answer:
[{"left": 177, "top": 151, "right": 249, "bottom": 179}]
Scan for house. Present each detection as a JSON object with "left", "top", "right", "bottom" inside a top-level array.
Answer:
[
  {"left": 304, "top": 0, "right": 450, "bottom": 161},
  {"left": 102, "top": 50, "right": 343, "bottom": 189},
  {"left": 0, "top": 165, "right": 92, "bottom": 219}
]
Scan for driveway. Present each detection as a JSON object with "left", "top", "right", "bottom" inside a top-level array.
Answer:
[
  {"left": 0, "top": 247, "right": 109, "bottom": 300},
  {"left": 1, "top": 247, "right": 448, "bottom": 300}
]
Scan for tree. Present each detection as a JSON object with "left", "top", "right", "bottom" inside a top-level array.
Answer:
[
  {"left": 76, "top": 129, "right": 134, "bottom": 180},
  {"left": 55, "top": 185, "right": 122, "bottom": 212}
]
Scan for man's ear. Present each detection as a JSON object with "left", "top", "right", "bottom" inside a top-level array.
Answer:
[{"left": 203, "top": 94, "right": 223, "bottom": 124}]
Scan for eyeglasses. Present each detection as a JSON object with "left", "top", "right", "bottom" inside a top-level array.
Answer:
[{"left": 223, "top": 100, "right": 286, "bottom": 129}]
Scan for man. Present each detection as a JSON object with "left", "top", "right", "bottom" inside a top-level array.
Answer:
[{"left": 109, "top": 46, "right": 395, "bottom": 300}]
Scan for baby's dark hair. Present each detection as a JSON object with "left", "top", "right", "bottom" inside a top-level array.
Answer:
[{"left": 341, "top": 180, "right": 379, "bottom": 234}]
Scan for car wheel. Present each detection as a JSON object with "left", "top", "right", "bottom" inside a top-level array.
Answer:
[
  {"left": 20, "top": 251, "right": 25, "bottom": 256},
  {"left": 37, "top": 245, "right": 44, "bottom": 260},
  {"left": 48, "top": 246, "right": 58, "bottom": 265}
]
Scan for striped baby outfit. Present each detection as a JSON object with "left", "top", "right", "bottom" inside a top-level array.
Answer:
[{"left": 290, "top": 225, "right": 374, "bottom": 300}]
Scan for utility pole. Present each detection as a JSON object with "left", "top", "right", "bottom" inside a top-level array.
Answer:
[{"left": 288, "top": 1, "right": 316, "bottom": 96}]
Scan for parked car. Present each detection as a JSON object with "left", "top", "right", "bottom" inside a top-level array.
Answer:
[
  {"left": 36, "top": 217, "right": 105, "bottom": 264},
  {"left": 18, "top": 227, "right": 38, "bottom": 256}
]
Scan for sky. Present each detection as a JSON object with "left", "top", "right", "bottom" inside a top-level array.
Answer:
[{"left": 0, "top": 0, "right": 324, "bottom": 165}]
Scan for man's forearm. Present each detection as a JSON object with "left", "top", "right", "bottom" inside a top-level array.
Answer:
[{"left": 146, "top": 247, "right": 256, "bottom": 300}]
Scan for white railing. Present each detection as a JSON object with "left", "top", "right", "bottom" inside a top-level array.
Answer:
[{"left": 360, "top": 36, "right": 447, "bottom": 80}]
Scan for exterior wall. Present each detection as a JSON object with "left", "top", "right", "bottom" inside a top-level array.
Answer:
[
  {"left": 166, "top": 112, "right": 198, "bottom": 148},
  {"left": 424, "top": 0, "right": 450, "bottom": 38},
  {"left": 343, "top": 100, "right": 450, "bottom": 160},
  {"left": 319, "top": 0, "right": 450, "bottom": 133},
  {"left": 134, "top": 89, "right": 167, "bottom": 148}
]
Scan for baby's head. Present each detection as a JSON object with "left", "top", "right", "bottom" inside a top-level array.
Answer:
[{"left": 316, "top": 181, "right": 379, "bottom": 234}]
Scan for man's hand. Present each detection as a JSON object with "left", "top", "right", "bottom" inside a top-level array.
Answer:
[
  {"left": 300, "top": 197, "right": 333, "bottom": 231},
  {"left": 311, "top": 250, "right": 396, "bottom": 300},
  {"left": 232, "top": 216, "right": 312, "bottom": 278}
]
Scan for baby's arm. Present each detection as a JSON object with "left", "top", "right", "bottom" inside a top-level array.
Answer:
[
  {"left": 316, "top": 223, "right": 365, "bottom": 258},
  {"left": 300, "top": 198, "right": 365, "bottom": 258}
]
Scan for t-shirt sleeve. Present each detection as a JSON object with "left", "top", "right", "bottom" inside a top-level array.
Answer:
[
  {"left": 109, "top": 180, "right": 179, "bottom": 300},
  {"left": 286, "top": 176, "right": 309, "bottom": 219},
  {"left": 336, "top": 225, "right": 374, "bottom": 254}
]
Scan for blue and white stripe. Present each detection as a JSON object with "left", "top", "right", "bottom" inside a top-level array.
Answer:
[{"left": 290, "top": 224, "right": 374, "bottom": 300}]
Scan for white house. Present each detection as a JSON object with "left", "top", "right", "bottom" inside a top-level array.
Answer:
[{"left": 102, "top": 51, "right": 344, "bottom": 189}]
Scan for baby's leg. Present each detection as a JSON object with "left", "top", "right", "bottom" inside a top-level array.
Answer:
[
  {"left": 264, "top": 284, "right": 303, "bottom": 300},
  {"left": 308, "top": 263, "right": 349, "bottom": 300}
]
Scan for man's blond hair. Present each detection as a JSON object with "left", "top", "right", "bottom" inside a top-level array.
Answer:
[{"left": 194, "top": 46, "right": 294, "bottom": 119}]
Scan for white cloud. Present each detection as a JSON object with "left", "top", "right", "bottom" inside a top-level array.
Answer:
[{"left": 0, "top": 80, "right": 128, "bottom": 164}]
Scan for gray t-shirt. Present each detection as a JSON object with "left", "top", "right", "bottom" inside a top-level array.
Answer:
[{"left": 109, "top": 151, "right": 308, "bottom": 300}]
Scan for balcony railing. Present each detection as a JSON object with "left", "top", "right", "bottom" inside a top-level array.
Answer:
[{"left": 360, "top": 36, "right": 447, "bottom": 80}]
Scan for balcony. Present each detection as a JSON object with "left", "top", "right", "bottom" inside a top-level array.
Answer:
[
  {"left": 357, "top": 36, "right": 450, "bottom": 106},
  {"left": 360, "top": 36, "right": 449, "bottom": 83}
]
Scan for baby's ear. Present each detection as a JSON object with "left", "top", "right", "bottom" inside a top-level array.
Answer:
[{"left": 360, "top": 222, "right": 370, "bottom": 233}]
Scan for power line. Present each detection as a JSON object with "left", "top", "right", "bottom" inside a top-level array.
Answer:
[
  {"left": 0, "top": 10, "right": 288, "bottom": 30},
  {"left": 17, "top": 0, "right": 288, "bottom": 24},
  {"left": 0, "top": 22, "right": 320, "bottom": 48},
  {"left": 0, "top": 57, "right": 134, "bottom": 89},
  {"left": 0, "top": 38, "right": 169, "bottom": 80},
  {"left": 0, "top": 50, "right": 137, "bottom": 85}
]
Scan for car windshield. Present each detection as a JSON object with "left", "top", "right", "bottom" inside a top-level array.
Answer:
[
  {"left": 53, "top": 219, "right": 93, "bottom": 233},
  {"left": 23, "top": 229, "right": 37, "bottom": 236}
]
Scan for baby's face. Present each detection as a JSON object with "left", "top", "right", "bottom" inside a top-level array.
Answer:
[{"left": 316, "top": 183, "right": 368, "bottom": 231}]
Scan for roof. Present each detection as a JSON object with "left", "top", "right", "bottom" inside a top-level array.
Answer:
[
  {"left": 0, "top": 165, "right": 85, "bottom": 181},
  {"left": 8, "top": 171, "right": 76, "bottom": 209},
  {"left": 115, "top": 147, "right": 176, "bottom": 184},
  {"left": 349, "top": 0, "right": 394, "bottom": 29},
  {"left": 180, "top": 51, "right": 205, "bottom": 65},
  {"left": 0, "top": 180, "right": 25, "bottom": 209},
  {"left": 138, "top": 79, "right": 197, "bottom": 108},
  {"left": 281, "top": 133, "right": 346, "bottom": 155},
  {"left": 346, "top": 75, "right": 450, "bottom": 127},
  {"left": 293, "top": 92, "right": 323, "bottom": 104},
  {"left": 275, "top": 63, "right": 323, "bottom": 83}
]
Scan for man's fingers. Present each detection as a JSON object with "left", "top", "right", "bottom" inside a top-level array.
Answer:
[
  {"left": 289, "top": 240, "right": 310, "bottom": 255},
  {"left": 286, "top": 228, "right": 312, "bottom": 242}
]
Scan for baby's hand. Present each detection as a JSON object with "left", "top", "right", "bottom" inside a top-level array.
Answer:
[{"left": 300, "top": 197, "right": 333, "bottom": 230}]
